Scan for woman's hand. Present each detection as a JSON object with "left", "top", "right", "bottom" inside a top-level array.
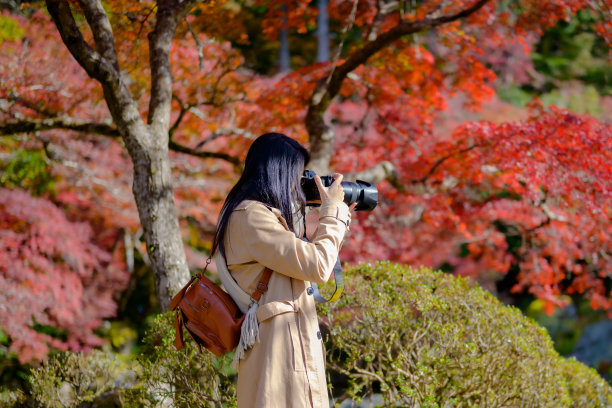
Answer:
[
  {"left": 314, "top": 172, "right": 344, "bottom": 204},
  {"left": 348, "top": 201, "right": 357, "bottom": 215}
]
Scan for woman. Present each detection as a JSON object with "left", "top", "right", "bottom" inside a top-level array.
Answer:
[{"left": 212, "top": 133, "right": 352, "bottom": 408}]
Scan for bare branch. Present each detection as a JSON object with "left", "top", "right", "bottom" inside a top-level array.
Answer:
[
  {"left": 348, "top": 161, "right": 404, "bottom": 191},
  {"left": 0, "top": 117, "right": 241, "bottom": 167},
  {"left": 411, "top": 144, "right": 480, "bottom": 184},
  {"left": 365, "top": 0, "right": 386, "bottom": 41},
  {"left": 168, "top": 140, "right": 242, "bottom": 169},
  {"left": 194, "top": 125, "right": 256, "bottom": 149},
  {"left": 0, "top": 117, "right": 118, "bottom": 136},
  {"left": 76, "top": 0, "right": 120, "bottom": 70},
  {"left": 186, "top": 19, "right": 205, "bottom": 71},
  {"left": 169, "top": 94, "right": 190, "bottom": 140},
  {"left": 4, "top": 94, "right": 61, "bottom": 117}
]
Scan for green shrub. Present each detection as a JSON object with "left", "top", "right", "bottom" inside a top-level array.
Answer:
[
  {"left": 136, "top": 313, "right": 236, "bottom": 407},
  {"left": 22, "top": 313, "right": 236, "bottom": 408},
  {"left": 561, "top": 357, "right": 612, "bottom": 407},
  {"left": 0, "top": 389, "right": 26, "bottom": 408},
  {"left": 27, "top": 350, "right": 149, "bottom": 407},
  {"left": 318, "top": 262, "right": 612, "bottom": 407}
]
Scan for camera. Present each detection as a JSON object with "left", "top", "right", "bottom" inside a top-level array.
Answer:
[{"left": 301, "top": 170, "right": 378, "bottom": 211}]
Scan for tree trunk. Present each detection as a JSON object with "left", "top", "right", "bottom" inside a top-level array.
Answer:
[
  {"left": 305, "top": 89, "right": 334, "bottom": 176},
  {"left": 279, "top": 5, "right": 290, "bottom": 72},
  {"left": 46, "top": 0, "right": 195, "bottom": 311},
  {"left": 101, "top": 82, "right": 191, "bottom": 312},
  {"left": 130, "top": 129, "right": 190, "bottom": 311},
  {"left": 317, "top": 0, "right": 330, "bottom": 63}
]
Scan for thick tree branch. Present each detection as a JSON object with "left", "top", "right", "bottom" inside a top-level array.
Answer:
[
  {"left": 0, "top": 118, "right": 241, "bottom": 167},
  {"left": 148, "top": 0, "right": 200, "bottom": 132},
  {"left": 45, "top": 0, "right": 146, "bottom": 145},
  {"left": 306, "top": 0, "right": 492, "bottom": 173},
  {"left": 0, "top": 118, "right": 118, "bottom": 136},
  {"left": 45, "top": 0, "right": 120, "bottom": 86},
  {"left": 76, "top": 0, "right": 120, "bottom": 70},
  {"left": 348, "top": 161, "right": 404, "bottom": 191}
]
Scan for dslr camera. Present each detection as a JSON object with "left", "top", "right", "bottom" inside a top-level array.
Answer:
[{"left": 301, "top": 170, "right": 378, "bottom": 211}]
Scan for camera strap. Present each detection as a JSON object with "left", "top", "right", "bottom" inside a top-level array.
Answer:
[
  {"left": 299, "top": 207, "right": 344, "bottom": 303},
  {"left": 311, "top": 256, "right": 344, "bottom": 303},
  {"left": 299, "top": 235, "right": 344, "bottom": 303}
]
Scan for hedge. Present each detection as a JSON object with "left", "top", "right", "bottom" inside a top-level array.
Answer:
[{"left": 318, "top": 262, "right": 612, "bottom": 407}]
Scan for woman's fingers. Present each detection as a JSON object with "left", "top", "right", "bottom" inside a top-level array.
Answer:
[
  {"left": 313, "top": 172, "right": 345, "bottom": 203},
  {"left": 314, "top": 174, "right": 326, "bottom": 198},
  {"left": 330, "top": 173, "right": 343, "bottom": 187},
  {"left": 349, "top": 202, "right": 358, "bottom": 211}
]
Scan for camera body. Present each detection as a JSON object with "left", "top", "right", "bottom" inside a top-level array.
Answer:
[{"left": 301, "top": 170, "right": 378, "bottom": 211}]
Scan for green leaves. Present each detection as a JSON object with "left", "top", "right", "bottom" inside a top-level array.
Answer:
[
  {"left": 0, "top": 149, "right": 54, "bottom": 195},
  {"left": 319, "top": 262, "right": 612, "bottom": 407},
  {"left": 0, "top": 15, "right": 24, "bottom": 45}
]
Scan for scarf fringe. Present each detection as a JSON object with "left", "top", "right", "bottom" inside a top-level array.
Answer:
[{"left": 231, "top": 301, "right": 260, "bottom": 369}]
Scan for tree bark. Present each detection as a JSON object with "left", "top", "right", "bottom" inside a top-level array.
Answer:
[{"left": 46, "top": 0, "right": 200, "bottom": 310}]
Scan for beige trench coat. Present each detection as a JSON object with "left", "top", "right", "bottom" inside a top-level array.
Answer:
[{"left": 223, "top": 199, "right": 350, "bottom": 408}]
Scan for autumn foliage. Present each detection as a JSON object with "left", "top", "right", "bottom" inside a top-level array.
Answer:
[
  {"left": 341, "top": 106, "right": 612, "bottom": 315},
  {"left": 0, "top": 188, "right": 128, "bottom": 363},
  {"left": 0, "top": 0, "right": 611, "bottom": 363}
]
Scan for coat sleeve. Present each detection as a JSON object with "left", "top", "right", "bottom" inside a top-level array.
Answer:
[{"left": 237, "top": 201, "right": 349, "bottom": 284}]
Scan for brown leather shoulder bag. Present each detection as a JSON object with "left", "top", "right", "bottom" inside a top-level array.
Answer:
[{"left": 170, "top": 263, "right": 272, "bottom": 356}]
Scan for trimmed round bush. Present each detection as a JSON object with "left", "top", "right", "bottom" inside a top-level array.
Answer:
[
  {"left": 561, "top": 357, "right": 612, "bottom": 407},
  {"left": 317, "top": 262, "right": 612, "bottom": 407}
]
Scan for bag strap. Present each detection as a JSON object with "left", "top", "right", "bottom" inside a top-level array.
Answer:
[
  {"left": 170, "top": 274, "right": 197, "bottom": 311},
  {"left": 251, "top": 267, "right": 272, "bottom": 303},
  {"left": 171, "top": 274, "right": 197, "bottom": 352},
  {"left": 174, "top": 309, "right": 185, "bottom": 350}
]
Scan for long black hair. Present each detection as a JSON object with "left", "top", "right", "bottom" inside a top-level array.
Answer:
[{"left": 212, "top": 133, "right": 310, "bottom": 258}]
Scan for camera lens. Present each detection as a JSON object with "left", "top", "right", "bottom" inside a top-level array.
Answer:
[{"left": 301, "top": 170, "right": 378, "bottom": 211}]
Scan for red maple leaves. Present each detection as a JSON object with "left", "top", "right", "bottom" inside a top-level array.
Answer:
[
  {"left": 0, "top": 188, "right": 128, "bottom": 362},
  {"left": 341, "top": 106, "right": 612, "bottom": 315}
]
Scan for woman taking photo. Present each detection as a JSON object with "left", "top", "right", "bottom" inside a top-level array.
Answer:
[{"left": 212, "top": 133, "right": 352, "bottom": 408}]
